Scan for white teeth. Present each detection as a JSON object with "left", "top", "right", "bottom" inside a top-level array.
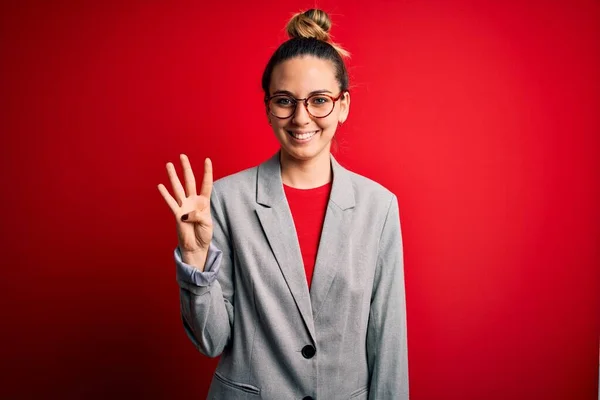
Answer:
[{"left": 289, "top": 130, "right": 318, "bottom": 140}]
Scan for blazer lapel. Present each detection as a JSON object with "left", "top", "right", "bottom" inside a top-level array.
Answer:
[
  {"left": 254, "top": 150, "right": 356, "bottom": 342},
  {"left": 309, "top": 154, "right": 355, "bottom": 318},
  {"left": 255, "top": 150, "right": 316, "bottom": 341}
]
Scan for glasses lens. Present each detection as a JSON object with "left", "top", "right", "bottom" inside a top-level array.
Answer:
[
  {"left": 269, "top": 95, "right": 296, "bottom": 118},
  {"left": 307, "top": 94, "right": 335, "bottom": 117}
]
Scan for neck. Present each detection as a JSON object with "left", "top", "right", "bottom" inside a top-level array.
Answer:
[{"left": 280, "top": 148, "right": 332, "bottom": 189}]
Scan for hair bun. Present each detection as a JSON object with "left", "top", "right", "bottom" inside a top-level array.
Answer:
[
  {"left": 285, "top": 8, "right": 350, "bottom": 58},
  {"left": 286, "top": 9, "right": 331, "bottom": 41}
]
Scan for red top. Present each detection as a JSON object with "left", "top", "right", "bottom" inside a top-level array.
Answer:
[{"left": 283, "top": 181, "right": 332, "bottom": 289}]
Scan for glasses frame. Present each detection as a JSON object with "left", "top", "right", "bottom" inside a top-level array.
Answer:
[{"left": 264, "top": 91, "right": 347, "bottom": 119}]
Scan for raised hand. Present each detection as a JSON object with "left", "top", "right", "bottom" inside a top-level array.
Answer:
[{"left": 158, "top": 154, "right": 213, "bottom": 270}]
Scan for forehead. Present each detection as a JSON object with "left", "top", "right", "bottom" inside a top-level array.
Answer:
[{"left": 270, "top": 56, "right": 337, "bottom": 95}]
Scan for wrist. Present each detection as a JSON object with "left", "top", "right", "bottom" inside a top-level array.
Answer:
[{"left": 180, "top": 247, "right": 209, "bottom": 271}]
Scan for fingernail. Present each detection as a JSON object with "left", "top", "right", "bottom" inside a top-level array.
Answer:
[{"left": 181, "top": 213, "right": 188, "bottom": 221}]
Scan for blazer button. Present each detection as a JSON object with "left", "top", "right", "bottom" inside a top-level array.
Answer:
[{"left": 301, "top": 345, "right": 316, "bottom": 359}]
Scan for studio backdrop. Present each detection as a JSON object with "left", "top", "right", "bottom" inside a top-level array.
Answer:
[{"left": 1, "top": 1, "right": 598, "bottom": 399}]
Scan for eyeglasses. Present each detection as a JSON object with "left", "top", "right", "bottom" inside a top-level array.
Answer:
[{"left": 265, "top": 91, "right": 346, "bottom": 119}]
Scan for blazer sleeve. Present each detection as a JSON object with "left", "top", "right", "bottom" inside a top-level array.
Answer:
[
  {"left": 366, "top": 194, "right": 409, "bottom": 399},
  {"left": 175, "top": 184, "right": 234, "bottom": 358}
]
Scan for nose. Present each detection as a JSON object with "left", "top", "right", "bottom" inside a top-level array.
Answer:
[{"left": 291, "top": 101, "right": 311, "bottom": 125}]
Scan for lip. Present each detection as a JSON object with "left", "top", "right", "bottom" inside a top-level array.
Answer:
[
  {"left": 286, "top": 130, "right": 319, "bottom": 143},
  {"left": 287, "top": 130, "right": 319, "bottom": 135}
]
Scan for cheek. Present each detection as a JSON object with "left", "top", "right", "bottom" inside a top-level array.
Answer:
[
  {"left": 268, "top": 116, "right": 284, "bottom": 129},
  {"left": 273, "top": 121, "right": 288, "bottom": 131},
  {"left": 317, "top": 116, "right": 339, "bottom": 132}
]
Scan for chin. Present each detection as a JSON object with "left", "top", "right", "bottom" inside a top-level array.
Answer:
[{"left": 281, "top": 139, "right": 332, "bottom": 161}]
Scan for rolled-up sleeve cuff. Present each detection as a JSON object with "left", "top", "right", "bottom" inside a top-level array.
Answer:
[{"left": 174, "top": 242, "right": 223, "bottom": 287}]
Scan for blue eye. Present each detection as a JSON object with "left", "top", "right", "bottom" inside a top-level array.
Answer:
[
  {"left": 274, "top": 97, "right": 295, "bottom": 107},
  {"left": 309, "top": 96, "right": 330, "bottom": 106}
]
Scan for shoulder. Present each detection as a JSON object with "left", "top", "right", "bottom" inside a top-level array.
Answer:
[
  {"left": 343, "top": 167, "right": 397, "bottom": 210},
  {"left": 212, "top": 165, "right": 257, "bottom": 196},
  {"left": 348, "top": 169, "right": 394, "bottom": 198}
]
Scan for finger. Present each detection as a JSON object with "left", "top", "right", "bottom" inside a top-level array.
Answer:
[
  {"left": 199, "top": 158, "right": 213, "bottom": 198},
  {"left": 181, "top": 196, "right": 210, "bottom": 223},
  {"left": 157, "top": 184, "right": 179, "bottom": 214},
  {"left": 181, "top": 209, "right": 207, "bottom": 223},
  {"left": 180, "top": 154, "right": 197, "bottom": 197},
  {"left": 166, "top": 162, "right": 186, "bottom": 206}
]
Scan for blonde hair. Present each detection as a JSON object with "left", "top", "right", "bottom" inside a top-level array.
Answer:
[
  {"left": 261, "top": 8, "right": 351, "bottom": 98},
  {"left": 285, "top": 9, "right": 350, "bottom": 58}
]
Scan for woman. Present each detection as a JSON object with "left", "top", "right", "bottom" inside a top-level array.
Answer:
[{"left": 158, "top": 9, "right": 409, "bottom": 400}]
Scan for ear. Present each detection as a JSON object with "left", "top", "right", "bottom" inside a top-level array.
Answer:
[{"left": 338, "top": 91, "right": 350, "bottom": 124}]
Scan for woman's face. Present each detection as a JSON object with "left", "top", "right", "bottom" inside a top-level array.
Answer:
[{"left": 268, "top": 56, "right": 350, "bottom": 162}]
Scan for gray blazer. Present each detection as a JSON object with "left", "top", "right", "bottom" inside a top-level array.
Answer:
[{"left": 175, "top": 150, "right": 409, "bottom": 399}]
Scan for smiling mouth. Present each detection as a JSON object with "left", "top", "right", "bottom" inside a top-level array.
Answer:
[{"left": 287, "top": 130, "right": 319, "bottom": 141}]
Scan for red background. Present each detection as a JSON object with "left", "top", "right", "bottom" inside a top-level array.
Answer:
[{"left": 1, "top": 1, "right": 599, "bottom": 399}]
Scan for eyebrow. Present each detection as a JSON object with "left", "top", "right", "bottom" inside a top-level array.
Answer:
[{"left": 272, "top": 89, "right": 333, "bottom": 96}]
